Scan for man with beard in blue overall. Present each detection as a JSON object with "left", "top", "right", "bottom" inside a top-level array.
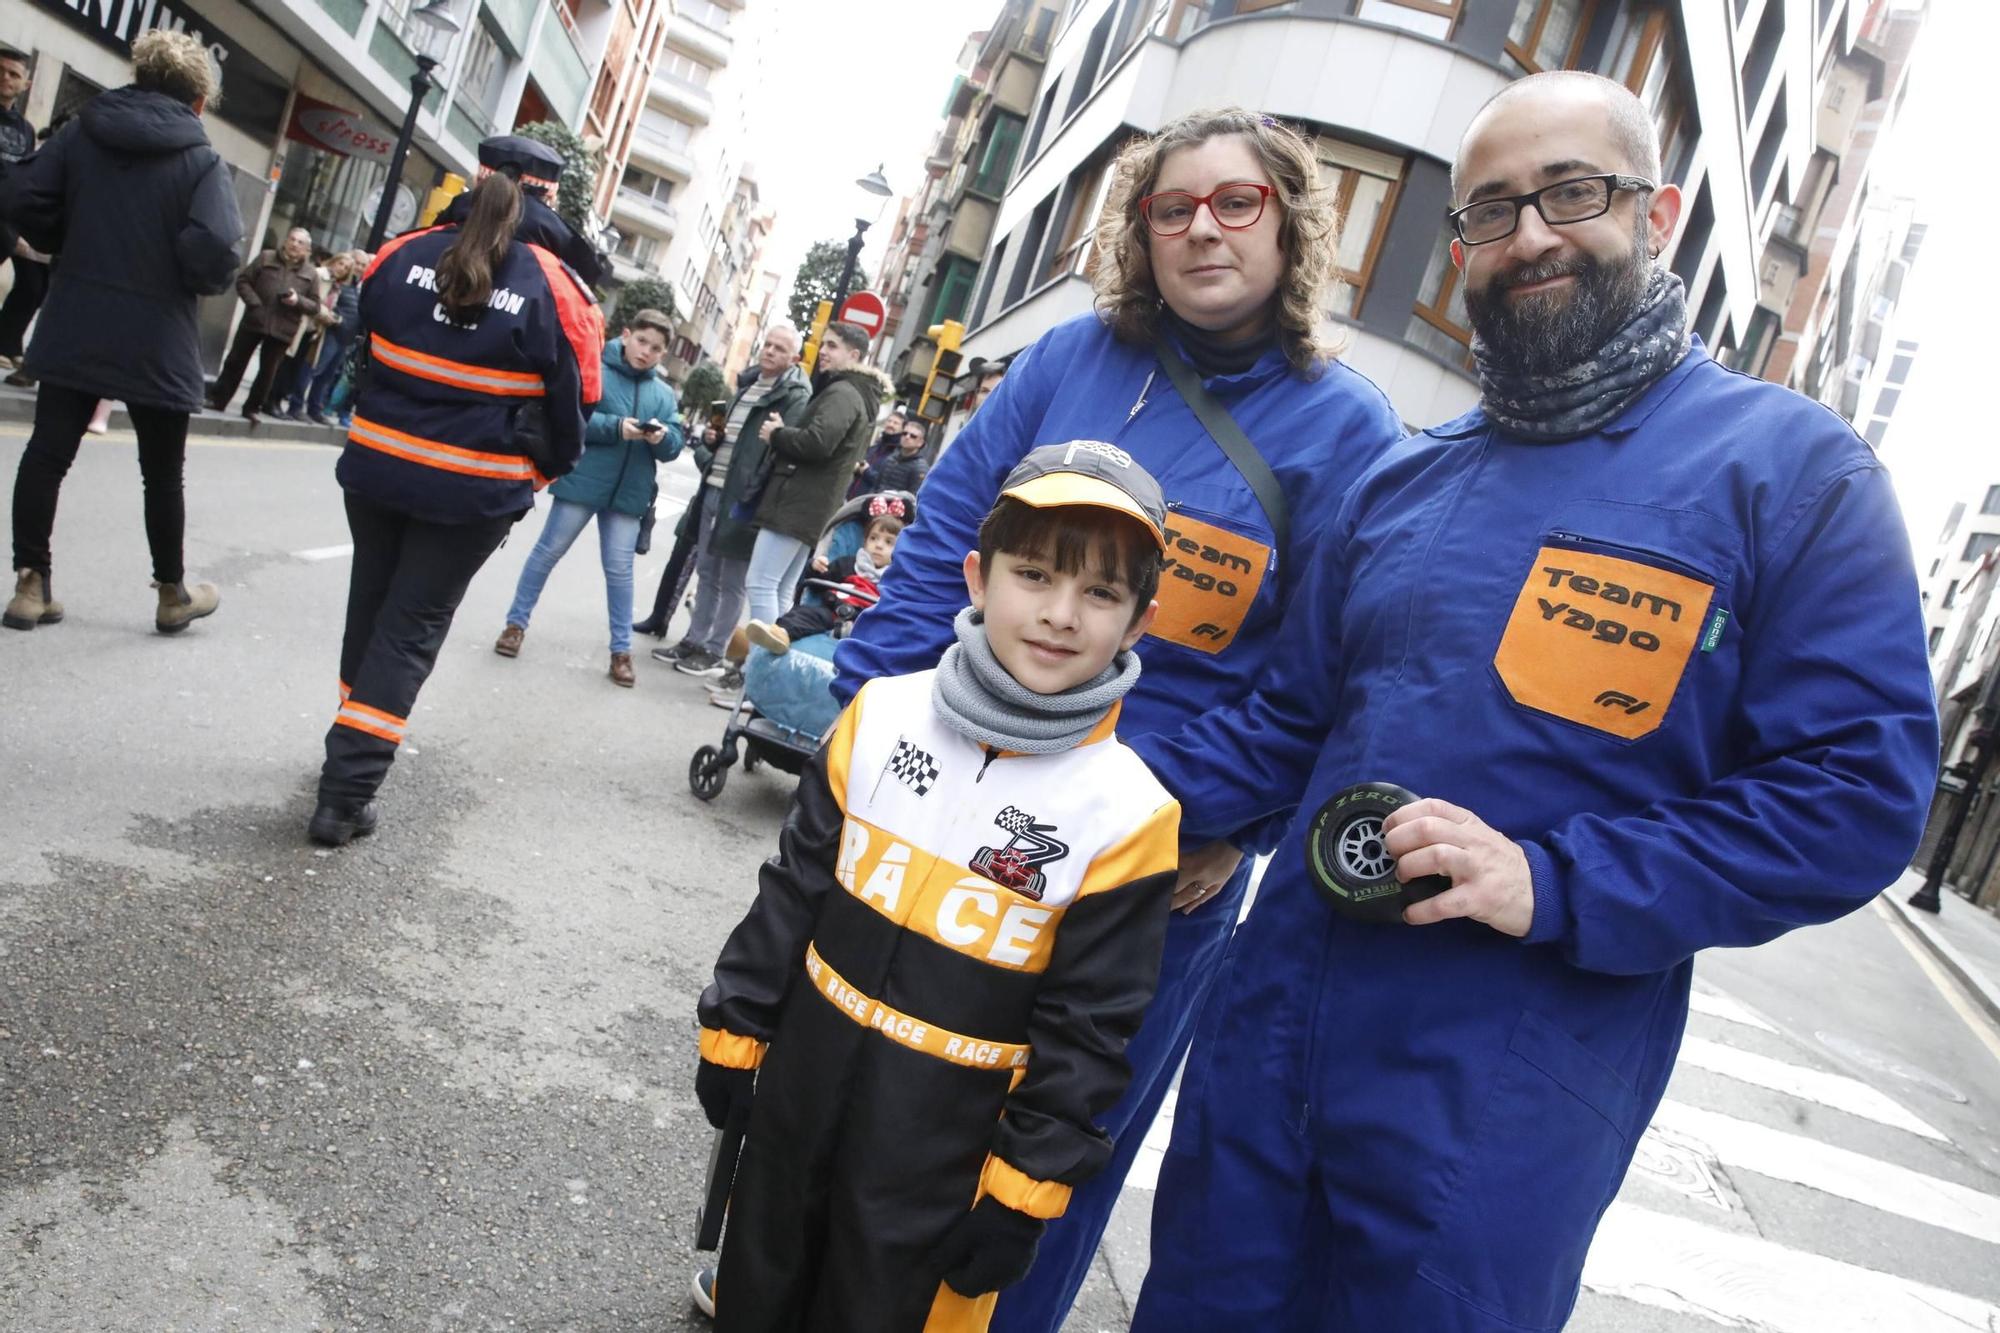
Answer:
[{"left": 1129, "top": 71, "right": 1939, "bottom": 1331}]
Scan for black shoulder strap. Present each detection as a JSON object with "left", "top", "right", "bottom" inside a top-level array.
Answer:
[{"left": 1153, "top": 339, "right": 1290, "bottom": 557}]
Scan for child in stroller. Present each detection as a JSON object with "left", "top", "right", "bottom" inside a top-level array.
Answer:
[
  {"left": 687, "top": 490, "right": 915, "bottom": 800},
  {"left": 745, "top": 501, "right": 903, "bottom": 656}
]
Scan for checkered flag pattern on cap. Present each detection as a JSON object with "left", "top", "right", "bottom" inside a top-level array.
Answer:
[{"left": 889, "top": 740, "right": 940, "bottom": 796}]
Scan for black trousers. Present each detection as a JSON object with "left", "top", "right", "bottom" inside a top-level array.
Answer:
[
  {"left": 11, "top": 381, "right": 189, "bottom": 582},
  {"left": 319, "top": 491, "right": 514, "bottom": 807},
  {"left": 209, "top": 320, "right": 290, "bottom": 413},
  {"left": 0, "top": 257, "right": 49, "bottom": 359},
  {"left": 636, "top": 481, "right": 708, "bottom": 633}
]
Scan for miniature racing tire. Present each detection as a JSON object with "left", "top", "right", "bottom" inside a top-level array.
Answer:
[
  {"left": 1303, "top": 781, "right": 1451, "bottom": 923},
  {"left": 689, "top": 745, "right": 729, "bottom": 801}
]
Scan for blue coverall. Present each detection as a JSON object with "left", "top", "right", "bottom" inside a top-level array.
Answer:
[
  {"left": 832, "top": 312, "right": 1407, "bottom": 1331},
  {"left": 1128, "top": 344, "right": 1941, "bottom": 1331}
]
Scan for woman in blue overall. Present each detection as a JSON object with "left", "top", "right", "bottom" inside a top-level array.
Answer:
[
  {"left": 831, "top": 108, "right": 1406, "bottom": 1332},
  {"left": 494, "top": 309, "right": 683, "bottom": 686}
]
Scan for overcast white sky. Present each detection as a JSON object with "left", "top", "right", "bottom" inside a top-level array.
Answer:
[
  {"left": 1861, "top": 0, "right": 1994, "bottom": 557},
  {"left": 744, "top": 0, "right": 999, "bottom": 307},
  {"left": 739, "top": 0, "right": 1985, "bottom": 558}
]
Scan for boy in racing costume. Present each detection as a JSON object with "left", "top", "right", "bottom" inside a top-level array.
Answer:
[{"left": 694, "top": 443, "right": 1181, "bottom": 1332}]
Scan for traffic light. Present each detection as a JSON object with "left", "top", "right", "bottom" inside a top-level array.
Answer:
[
  {"left": 418, "top": 173, "right": 467, "bottom": 226},
  {"left": 800, "top": 300, "right": 834, "bottom": 377},
  {"left": 916, "top": 319, "right": 964, "bottom": 422}
]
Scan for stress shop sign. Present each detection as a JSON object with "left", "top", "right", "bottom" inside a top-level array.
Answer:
[{"left": 285, "top": 93, "right": 394, "bottom": 162}]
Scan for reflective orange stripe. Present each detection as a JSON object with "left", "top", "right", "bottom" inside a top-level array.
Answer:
[
  {"left": 803, "top": 943, "right": 1030, "bottom": 1072},
  {"left": 333, "top": 698, "right": 407, "bottom": 745},
  {"left": 338, "top": 678, "right": 351, "bottom": 701},
  {"left": 364, "top": 226, "right": 446, "bottom": 282},
  {"left": 347, "top": 415, "right": 547, "bottom": 485},
  {"left": 370, "top": 333, "right": 546, "bottom": 397}
]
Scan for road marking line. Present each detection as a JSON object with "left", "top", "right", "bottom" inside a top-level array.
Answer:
[
  {"left": 1874, "top": 897, "right": 2000, "bottom": 1073},
  {"left": 293, "top": 544, "right": 354, "bottom": 561},
  {"left": 1583, "top": 1202, "right": 2000, "bottom": 1331},
  {"left": 1677, "top": 1035, "right": 1946, "bottom": 1141},
  {"left": 1688, "top": 988, "right": 1777, "bottom": 1032},
  {"left": 1650, "top": 1100, "right": 2000, "bottom": 1245}
]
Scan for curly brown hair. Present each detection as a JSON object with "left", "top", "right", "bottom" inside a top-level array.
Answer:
[{"left": 1091, "top": 108, "right": 1342, "bottom": 374}]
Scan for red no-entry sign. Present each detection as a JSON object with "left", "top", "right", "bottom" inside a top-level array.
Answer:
[{"left": 837, "top": 291, "right": 887, "bottom": 338}]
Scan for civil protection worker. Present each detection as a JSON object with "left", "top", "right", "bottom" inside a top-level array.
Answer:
[
  {"left": 831, "top": 108, "right": 1407, "bottom": 1333},
  {"left": 436, "top": 134, "right": 607, "bottom": 287},
  {"left": 308, "top": 170, "right": 603, "bottom": 846},
  {"left": 1128, "top": 72, "right": 1938, "bottom": 1330}
]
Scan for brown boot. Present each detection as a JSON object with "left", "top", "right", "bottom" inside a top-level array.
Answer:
[
  {"left": 745, "top": 620, "right": 791, "bottom": 656},
  {"left": 3, "top": 568, "right": 63, "bottom": 630},
  {"left": 153, "top": 579, "right": 219, "bottom": 634},
  {"left": 608, "top": 651, "right": 636, "bottom": 687},
  {"left": 495, "top": 624, "right": 525, "bottom": 657}
]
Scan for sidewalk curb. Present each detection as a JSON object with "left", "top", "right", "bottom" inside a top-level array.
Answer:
[
  {"left": 0, "top": 390, "right": 345, "bottom": 447},
  {"left": 1882, "top": 883, "right": 2000, "bottom": 1028}
]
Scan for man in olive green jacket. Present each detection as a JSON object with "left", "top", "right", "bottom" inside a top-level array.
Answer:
[{"left": 745, "top": 320, "right": 888, "bottom": 627}]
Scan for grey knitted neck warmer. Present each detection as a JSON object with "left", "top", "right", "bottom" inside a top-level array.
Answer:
[
  {"left": 931, "top": 607, "right": 1141, "bottom": 754},
  {"left": 853, "top": 546, "right": 884, "bottom": 583},
  {"left": 1474, "top": 268, "right": 1691, "bottom": 442}
]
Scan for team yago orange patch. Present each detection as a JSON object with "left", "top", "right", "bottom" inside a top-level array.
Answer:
[
  {"left": 1493, "top": 547, "right": 1714, "bottom": 740},
  {"left": 1147, "top": 511, "right": 1271, "bottom": 654}
]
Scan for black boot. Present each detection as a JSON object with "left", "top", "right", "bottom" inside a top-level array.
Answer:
[{"left": 308, "top": 800, "right": 380, "bottom": 847}]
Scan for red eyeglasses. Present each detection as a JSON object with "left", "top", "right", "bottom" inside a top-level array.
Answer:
[{"left": 1137, "top": 183, "right": 1276, "bottom": 237}]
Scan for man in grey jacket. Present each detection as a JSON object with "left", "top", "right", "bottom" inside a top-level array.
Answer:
[{"left": 744, "top": 320, "right": 886, "bottom": 627}]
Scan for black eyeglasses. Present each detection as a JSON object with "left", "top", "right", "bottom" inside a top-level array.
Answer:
[
  {"left": 900, "top": 429, "right": 925, "bottom": 440},
  {"left": 1447, "top": 174, "right": 1656, "bottom": 246},
  {"left": 1138, "top": 183, "right": 1276, "bottom": 237}
]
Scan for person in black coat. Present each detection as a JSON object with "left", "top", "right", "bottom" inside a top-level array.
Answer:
[
  {"left": 0, "top": 30, "right": 243, "bottom": 636},
  {"left": 855, "top": 418, "right": 931, "bottom": 496}
]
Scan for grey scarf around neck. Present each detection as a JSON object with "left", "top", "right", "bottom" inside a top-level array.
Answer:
[
  {"left": 932, "top": 607, "right": 1141, "bottom": 754},
  {"left": 1473, "top": 268, "right": 1692, "bottom": 443}
]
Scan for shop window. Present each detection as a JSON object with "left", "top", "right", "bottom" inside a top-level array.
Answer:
[
  {"left": 1319, "top": 137, "right": 1404, "bottom": 317},
  {"left": 1506, "top": 0, "right": 1591, "bottom": 75},
  {"left": 1406, "top": 229, "right": 1473, "bottom": 368},
  {"left": 1352, "top": 1, "right": 1461, "bottom": 40}
]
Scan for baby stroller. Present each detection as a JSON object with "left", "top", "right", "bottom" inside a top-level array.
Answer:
[{"left": 688, "top": 490, "right": 917, "bottom": 800}]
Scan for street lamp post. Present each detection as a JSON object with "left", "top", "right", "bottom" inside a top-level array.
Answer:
[
  {"left": 831, "top": 164, "right": 894, "bottom": 313},
  {"left": 366, "top": 1, "right": 462, "bottom": 253},
  {"left": 1910, "top": 659, "right": 2000, "bottom": 913}
]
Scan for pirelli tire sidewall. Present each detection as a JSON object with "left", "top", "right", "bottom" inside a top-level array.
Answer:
[{"left": 1303, "top": 781, "right": 1448, "bottom": 924}]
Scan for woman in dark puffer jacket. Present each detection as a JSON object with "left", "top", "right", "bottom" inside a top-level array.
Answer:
[{"left": 1, "top": 30, "right": 243, "bottom": 635}]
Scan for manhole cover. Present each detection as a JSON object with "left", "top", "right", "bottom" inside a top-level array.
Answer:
[
  {"left": 1629, "top": 1123, "right": 1734, "bottom": 1211},
  {"left": 1814, "top": 1031, "right": 1969, "bottom": 1104}
]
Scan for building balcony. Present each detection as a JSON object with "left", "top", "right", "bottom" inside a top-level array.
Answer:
[
  {"left": 666, "top": 13, "right": 731, "bottom": 68},
  {"left": 627, "top": 132, "right": 695, "bottom": 182},
  {"left": 613, "top": 189, "right": 680, "bottom": 239},
  {"left": 945, "top": 194, "right": 995, "bottom": 262},
  {"left": 648, "top": 74, "right": 714, "bottom": 125}
]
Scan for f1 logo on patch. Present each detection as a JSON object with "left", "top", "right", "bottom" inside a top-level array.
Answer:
[{"left": 1493, "top": 547, "right": 1713, "bottom": 740}]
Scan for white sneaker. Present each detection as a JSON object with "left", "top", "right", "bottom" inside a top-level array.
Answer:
[{"left": 690, "top": 1265, "right": 716, "bottom": 1317}]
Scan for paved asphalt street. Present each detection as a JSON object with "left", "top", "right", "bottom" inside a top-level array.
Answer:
[{"left": 4, "top": 426, "right": 2000, "bottom": 1332}]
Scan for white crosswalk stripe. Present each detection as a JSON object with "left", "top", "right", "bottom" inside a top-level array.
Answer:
[
  {"left": 1676, "top": 1035, "right": 1947, "bottom": 1140},
  {"left": 1118, "top": 983, "right": 1997, "bottom": 1331}
]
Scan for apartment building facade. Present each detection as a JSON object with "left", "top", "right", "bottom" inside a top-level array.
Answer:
[
  {"left": 605, "top": 0, "right": 776, "bottom": 379},
  {"left": 937, "top": 0, "right": 1926, "bottom": 430}
]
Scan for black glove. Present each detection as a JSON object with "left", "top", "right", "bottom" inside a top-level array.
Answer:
[
  {"left": 932, "top": 1196, "right": 1046, "bottom": 1297},
  {"left": 694, "top": 1058, "right": 755, "bottom": 1130}
]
